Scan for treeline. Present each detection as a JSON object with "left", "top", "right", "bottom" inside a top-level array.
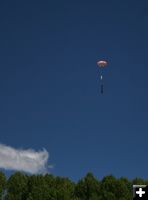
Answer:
[{"left": 0, "top": 171, "right": 148, "bottom": 200}]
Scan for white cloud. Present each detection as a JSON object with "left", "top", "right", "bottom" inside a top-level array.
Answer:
[{"left": 0, "top": 144, "right": 50, "bottom": 174}]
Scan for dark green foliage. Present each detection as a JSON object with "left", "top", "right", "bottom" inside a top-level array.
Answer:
[
  {"left": 99, "top": 175, "right": 132, "bottom": 200},
  {"left": 132, "top": 177, "right": 147, "bottom": 185},
  {"left": 54, "top": 176, "right": 75, "bottom": 200},
  {"left": 6, "top": 172, "right": 28, "bottom": 200},
  {"left": 0, "top": 171, "right": 147, "bottom": 200},
  {"left": 27, "top": 175, "right": 56, "bottom": 200},
  {"left": 0, "top": 172, "right": 6, "bottom": 199},
  {"left": 75, "top": 172, "right": 100, "bottom": 200}
]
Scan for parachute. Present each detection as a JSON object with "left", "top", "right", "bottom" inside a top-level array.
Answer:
[
  {"left": 97, "top": 60, "right": 108, "bottom": 94},
  {"left": 97, "top": 60, "right": 108, "bottom": 68}
]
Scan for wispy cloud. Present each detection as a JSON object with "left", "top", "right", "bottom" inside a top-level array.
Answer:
[{"left": 0, "top": 144, "right": 50, "bottom": 174}]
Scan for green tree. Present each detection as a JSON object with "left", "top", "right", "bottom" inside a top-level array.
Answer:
[
  {"left": 0, "top": 172, "right": 6, "bottom": 199},
  {"left": 0, "top": 170, "right": 148, "bottom": 200},
  {"left": 75, "top": 172, "right": 100, "bottom": 200},
  {"left": 99, "top": 175, "right": 120, "bottom": 200},
  {"left": 100, "top": 175, "right": 132, "bottom": 200},
  {"left": 132, "top": 177, "right": 147, "bottom": 185},
  {"left": 55, "top": 176, "right": 75, "bottom": 200},
  {"left": 118, "top": 177, "right": 132, "bottom": 200},
  {"left": 6, "top": 172, "right": 28, "bottom": 200},
  {"left": 27, "top": 174, "right": 56, "bottom": 200}
]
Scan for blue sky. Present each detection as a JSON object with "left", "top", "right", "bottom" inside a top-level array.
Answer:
[{"left": 0, "top": 0, "right": 148, "bottom": 181}]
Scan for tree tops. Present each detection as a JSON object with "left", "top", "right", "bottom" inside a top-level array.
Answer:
[{"left": 0, "top": 171, "right": 147, "bottom": 200}]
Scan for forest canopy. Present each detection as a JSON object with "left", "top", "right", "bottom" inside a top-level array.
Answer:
[{"left": 0, "top": 171, "right": 148, "bottom": 200}]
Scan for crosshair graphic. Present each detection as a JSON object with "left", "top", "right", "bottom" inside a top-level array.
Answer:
[{"left": 133, "top": 185, "right": 148, "bottom": 199}]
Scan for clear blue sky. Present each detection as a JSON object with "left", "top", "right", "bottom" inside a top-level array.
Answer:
[{"left": 0, "top": 0, "right": 148, "bottom": 181}]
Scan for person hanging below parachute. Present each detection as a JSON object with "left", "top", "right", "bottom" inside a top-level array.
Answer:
[{"left": 97, "top": 60, "right": 108, "bottom": 94}]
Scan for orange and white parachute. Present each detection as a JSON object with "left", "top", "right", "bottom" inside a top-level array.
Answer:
[{"left": 97, "top": 60, "right": 108, "bottom": 67}]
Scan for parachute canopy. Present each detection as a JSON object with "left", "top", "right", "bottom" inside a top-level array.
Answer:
[{"left": 97, "top": 60, "right": 108, "bottom": 67}]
